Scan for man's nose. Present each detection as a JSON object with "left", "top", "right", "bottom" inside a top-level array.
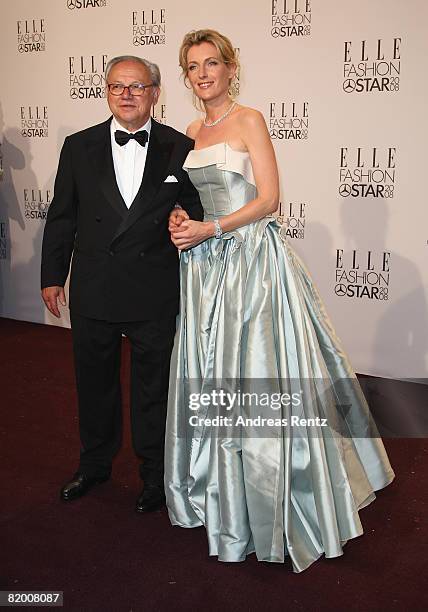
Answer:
[{"left": 121, "top": 86, "right": 132, "bottom": 99}]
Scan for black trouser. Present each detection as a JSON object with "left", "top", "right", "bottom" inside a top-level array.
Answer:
[{"left": 70, "top": 312, "right": 176, "bottom": 486}]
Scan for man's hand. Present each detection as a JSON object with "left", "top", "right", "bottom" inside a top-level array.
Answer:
[
  {"left": 41, "top": 286, "right": 67, "bottom": 318},
  {"left": 169, "top": 207, "right": 189, "bottom": 233}
]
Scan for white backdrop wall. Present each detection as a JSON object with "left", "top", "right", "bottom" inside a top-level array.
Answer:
[{"left": 0, "top": 0, "right": 427, "bottom": 379}]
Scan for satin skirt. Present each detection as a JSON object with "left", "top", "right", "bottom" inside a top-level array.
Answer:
[{"left": 165, "top": 218, "right": 395, "bottom": 572}]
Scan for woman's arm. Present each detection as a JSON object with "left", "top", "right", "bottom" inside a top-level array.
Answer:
[{"left": 169, "top": 120, "right": 204, "bottom": 231}]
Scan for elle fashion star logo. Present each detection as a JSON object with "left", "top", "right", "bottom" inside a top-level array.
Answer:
[
  {"left": 271, "top": 0, "right": 312, "bottom": 38},
  {"left": 67, "top": 0, "right": 106, "bottom": 9},
  {"left": 342, "top": 38, "right": 401, "bottom": 94},
  {"left": 132, "top": 9, "right": 166, "bottom": 46},
  {"left": 339, "top": 147, "right": 397, "bottom": 199},
  {"left": 68, "top": 55, "right": 108, "bottom": 99},
  {"left": 17, "top": 19, "right": 46, "bottom": 53},
  {"left": 335, "top": 250, "right": 391, "bottom": 300}
]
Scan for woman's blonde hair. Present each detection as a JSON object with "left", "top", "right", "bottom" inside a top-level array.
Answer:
[{"left": 179, "top": 29, "right": 240, "bottom": 99}]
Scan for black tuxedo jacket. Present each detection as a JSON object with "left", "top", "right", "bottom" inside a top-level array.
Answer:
[{"left": 41, "top": 118, "right": 203, "bottom": 321}]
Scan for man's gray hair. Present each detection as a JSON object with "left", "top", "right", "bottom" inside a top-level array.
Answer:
[{"left": 105, "top": 55, "right": 161, "bottom": 87}]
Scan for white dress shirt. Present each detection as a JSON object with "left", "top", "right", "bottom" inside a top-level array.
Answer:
[{"left": 110, "top": 116, "right": 151, "bottom": 208}]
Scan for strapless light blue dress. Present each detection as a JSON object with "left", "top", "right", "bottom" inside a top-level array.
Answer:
[{"left": 164, "top": 143, "right": 395, "bottom": 572}]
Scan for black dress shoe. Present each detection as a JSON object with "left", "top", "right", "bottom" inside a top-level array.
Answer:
[
  {"left": 60, "top": 473, "right": 109, "bottom": 501},
  {"left": 136, "top": 483, "right": 166, "bottom": 513}
]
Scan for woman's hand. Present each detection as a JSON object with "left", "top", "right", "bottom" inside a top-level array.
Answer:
[
  {"left": 170, "top": 220, "right": 214, "bottom": 250},
  {"left": 169, "top": 207, "right": 189, "bottom": 232}
]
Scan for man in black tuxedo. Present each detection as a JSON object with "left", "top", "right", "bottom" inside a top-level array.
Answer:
[{"left": 41, "top": 55, "right": 202, "bottom": 511}]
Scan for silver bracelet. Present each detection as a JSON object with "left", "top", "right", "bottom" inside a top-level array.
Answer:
[{"left": 213, "top": 218, "right": 223, "bottom": 239}]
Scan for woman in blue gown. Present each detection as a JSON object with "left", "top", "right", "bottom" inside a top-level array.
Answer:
[{"left": 165, "top": 29, "right": 394, "bottom": 572}]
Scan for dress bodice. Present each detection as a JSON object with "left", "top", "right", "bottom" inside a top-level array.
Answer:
[{"left": 183, "top": 143, "right": 257, "bottom": 218}]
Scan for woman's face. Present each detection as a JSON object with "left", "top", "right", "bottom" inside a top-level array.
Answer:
[{"left": 186, "top": 41, "right": 235, "bottom": 103}]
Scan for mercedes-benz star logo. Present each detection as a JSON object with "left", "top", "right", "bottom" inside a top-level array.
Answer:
[
  {"left": 339, "top": 183, "right": 352, "bottom": 197},
  {"left": 70, "top": 88, "right": 79, "bottom": 99},
  {"left": 334, "top": 284, "right": 347, "bottom": 297},
  {"left": 271, "top": 27, "right": 280, "bottom": 38},
  {"left": 343, "top": 79, "right": 355, "bottom": 93},
  {"left": 67, "top": 0, "right": 76, "bottom": 9},
  {"left": 18, "top": 44, "right": 25, "bottom": 53}
]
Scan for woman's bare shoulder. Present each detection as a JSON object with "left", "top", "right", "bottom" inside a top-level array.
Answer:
[
  {"left": 235, "top": 105, "right": 266, "bottom": 128},
  {"left": 186, "top": 118, "right": 203, "bottom": 139}
]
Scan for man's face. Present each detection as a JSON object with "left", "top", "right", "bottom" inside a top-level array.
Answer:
[{"left": 106, "top": 60, "right": 159, "bottom": 131}]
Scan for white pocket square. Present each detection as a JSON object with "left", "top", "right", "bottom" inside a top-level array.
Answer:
[{"left": 164, "top": 175, "right": 178, "bottom": 183}]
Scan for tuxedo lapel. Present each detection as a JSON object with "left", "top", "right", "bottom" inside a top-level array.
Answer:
[
  {"left": 86, "top": 118, "right": 128, "bottom": 218},
  {"left": 110, "top": 121, "right": 174, "bottom": 245}
]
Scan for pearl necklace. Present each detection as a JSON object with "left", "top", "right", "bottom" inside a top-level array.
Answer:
[{"left": 203, "top": 102, "right": 236, "bottom": 128}]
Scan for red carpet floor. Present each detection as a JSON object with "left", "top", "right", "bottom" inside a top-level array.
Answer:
[{"left": 1, "top": 318, "right": 427, "bottom": 612}]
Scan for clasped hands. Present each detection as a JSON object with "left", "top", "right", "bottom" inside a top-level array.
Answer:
[{"left": 169, "top": 207, "right": 213, "bottom": 250}]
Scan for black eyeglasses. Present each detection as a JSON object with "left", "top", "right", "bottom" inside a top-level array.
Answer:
[{"left": 107, "top": 83, "right": 154, "bottom": 96}]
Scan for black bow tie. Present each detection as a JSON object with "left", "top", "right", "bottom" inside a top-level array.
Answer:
[{"left": 114, "top": 129, "right": 148, "bottom": 147}]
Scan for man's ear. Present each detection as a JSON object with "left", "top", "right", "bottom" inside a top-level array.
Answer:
[{"left": 152, "top": 87, "right": 161, "bottom": 106}]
